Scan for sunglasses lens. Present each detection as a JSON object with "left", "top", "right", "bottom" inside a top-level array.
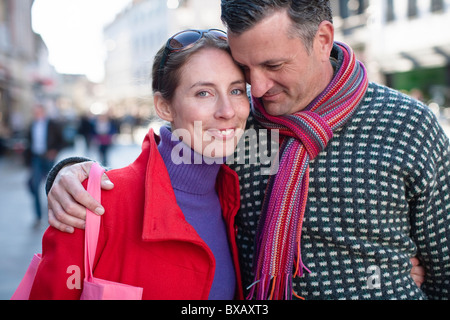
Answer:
[
  {"left": 169, "top": 31, "right": 202, "bottom": 50},
  {"left": 158, "top": 29, "right": 228, "bottom": 91},
  {"left": 208, "top": 29, "right": 228, "bottom": 40}
]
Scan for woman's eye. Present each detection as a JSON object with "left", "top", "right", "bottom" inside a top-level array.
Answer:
[
  {"left": 231, "top": 87, "right": 247, "bottom": 95},
  {"left": 197, "top": 91, "right": 210, "bottom": 97}
]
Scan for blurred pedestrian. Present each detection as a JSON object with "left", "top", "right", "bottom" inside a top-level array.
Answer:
[
  {"left": 93, "top": 113, "right": 116, "bottom": 167},
  {"left": 25, "top": 104, "right": 64, "bottom": 228},
  {"left": 77, "top": 113, "right": 94, "bottom": 154}
]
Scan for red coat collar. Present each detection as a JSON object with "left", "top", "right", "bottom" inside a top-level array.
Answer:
[{"left": 135, "top": 130, "right": 202, "bottom": 243}]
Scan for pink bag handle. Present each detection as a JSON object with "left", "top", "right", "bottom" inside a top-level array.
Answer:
[{"left": 84, "top": 163, "right": 106, "bottom": 282}]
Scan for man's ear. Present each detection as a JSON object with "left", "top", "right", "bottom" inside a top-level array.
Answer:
[
  {"left": 154, "top": 93, "right": 174, "bottom": 122},
  {"left": 315, "top": 20, "right": 334, "bottom": 62}
]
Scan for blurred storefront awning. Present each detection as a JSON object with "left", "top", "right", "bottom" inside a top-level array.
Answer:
[{"left": 378, "top": 44, "right": 450, "bottom": 74}]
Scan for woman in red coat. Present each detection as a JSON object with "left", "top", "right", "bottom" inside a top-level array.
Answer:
[{"left": 29, "top": 29, "right": 250, "bottom": 300}]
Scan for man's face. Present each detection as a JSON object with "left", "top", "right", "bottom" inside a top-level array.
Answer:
[{"left": 228, "top": 10, "right": 333, "bottom": 116}]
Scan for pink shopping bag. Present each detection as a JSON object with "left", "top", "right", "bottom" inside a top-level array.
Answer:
[
  {"left": 80, "top": 163, "right": 143, "bottom": 300},
  {"left": 10, "top": 254, "right": 42, "bottom": 300},
  {"left": 11, "top": 163, "right": 143, "bottom": 300}
]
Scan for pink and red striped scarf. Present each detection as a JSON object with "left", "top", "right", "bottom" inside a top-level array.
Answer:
[{"left": 249, "top": 42, "right": 369, "bottom": 300}]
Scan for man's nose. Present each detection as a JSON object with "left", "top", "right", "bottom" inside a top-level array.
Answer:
[{"left": 248, "top": 69, "right": 272, "bottom": 98}]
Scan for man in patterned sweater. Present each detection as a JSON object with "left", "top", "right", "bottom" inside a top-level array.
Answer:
[
  {"left": 232, "top": 85, "right": 449, "bottom": 299},
  {"left": 221, "top": 0, "right": 449, "bottom": 300},
  {"left": 46, "top": 1, "right": 448, "bottom": 299}
]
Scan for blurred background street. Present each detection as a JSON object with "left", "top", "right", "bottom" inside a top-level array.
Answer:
[{"left": 2, "top": 0, "right": 450, "bottom": 300}]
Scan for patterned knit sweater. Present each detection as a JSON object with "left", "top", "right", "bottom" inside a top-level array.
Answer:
[{"left": 229, "top": 82, "right": 450, "bottom": 300}]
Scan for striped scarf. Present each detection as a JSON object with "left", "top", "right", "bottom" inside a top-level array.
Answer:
[{"left": 248, "top": 42, "right": 369, "bottom": 300}]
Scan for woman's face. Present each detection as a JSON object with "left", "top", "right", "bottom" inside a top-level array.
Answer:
[{"left": 162, "top": 47, "right": 250, "bottom": 159}]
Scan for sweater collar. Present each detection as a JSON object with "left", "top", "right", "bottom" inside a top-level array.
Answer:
[{"left": 157, "top": 126, "right": 221, "bottom": 195}]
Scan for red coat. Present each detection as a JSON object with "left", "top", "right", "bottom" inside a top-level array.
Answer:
[{"left": 29, "top": 130, "right": 244, "bottom": 300}]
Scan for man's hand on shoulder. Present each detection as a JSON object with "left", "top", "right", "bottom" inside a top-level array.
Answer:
[{"left": 47, "top": 161, "right": 114, "bottom": 233}]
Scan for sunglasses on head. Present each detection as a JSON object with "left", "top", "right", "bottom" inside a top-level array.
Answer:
[{"left": 157, "top": 29, "right": 228, "bottom": 91}]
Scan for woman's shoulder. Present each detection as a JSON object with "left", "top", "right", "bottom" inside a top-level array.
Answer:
[{"left": 102, "top": 165, "right": 144, "bottom": 199}]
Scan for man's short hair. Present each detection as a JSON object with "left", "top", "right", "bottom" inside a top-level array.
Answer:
[{"left": 221, "top": 0, "right": 333, "bottom": 52}]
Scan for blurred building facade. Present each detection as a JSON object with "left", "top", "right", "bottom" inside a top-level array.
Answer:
[
  {"left": 166, "top": 0, "right": 222, "bottom": 34},
  {"left": 334, "top": 0, "right": 450, "bottom": 108},
  {"left": 0, "top": 0, "right": 41, "bottom": 137},
  {"left": 0, "top": 0, "right": 57, "bottom": 144},
  {"left": 103, "top": 0, "right": 169, "bottom": 121},
  {"left": 0, "top": 0, "right": 102, "bottom": 155}
]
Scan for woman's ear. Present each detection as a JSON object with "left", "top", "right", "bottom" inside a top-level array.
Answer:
[{"left": 154, "top": 93, "right": 174, "bottom": 122}]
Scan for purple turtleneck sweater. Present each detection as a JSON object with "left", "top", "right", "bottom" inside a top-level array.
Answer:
[{"left": 157, "top": 126, "right": 236, "bottom": 300}]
